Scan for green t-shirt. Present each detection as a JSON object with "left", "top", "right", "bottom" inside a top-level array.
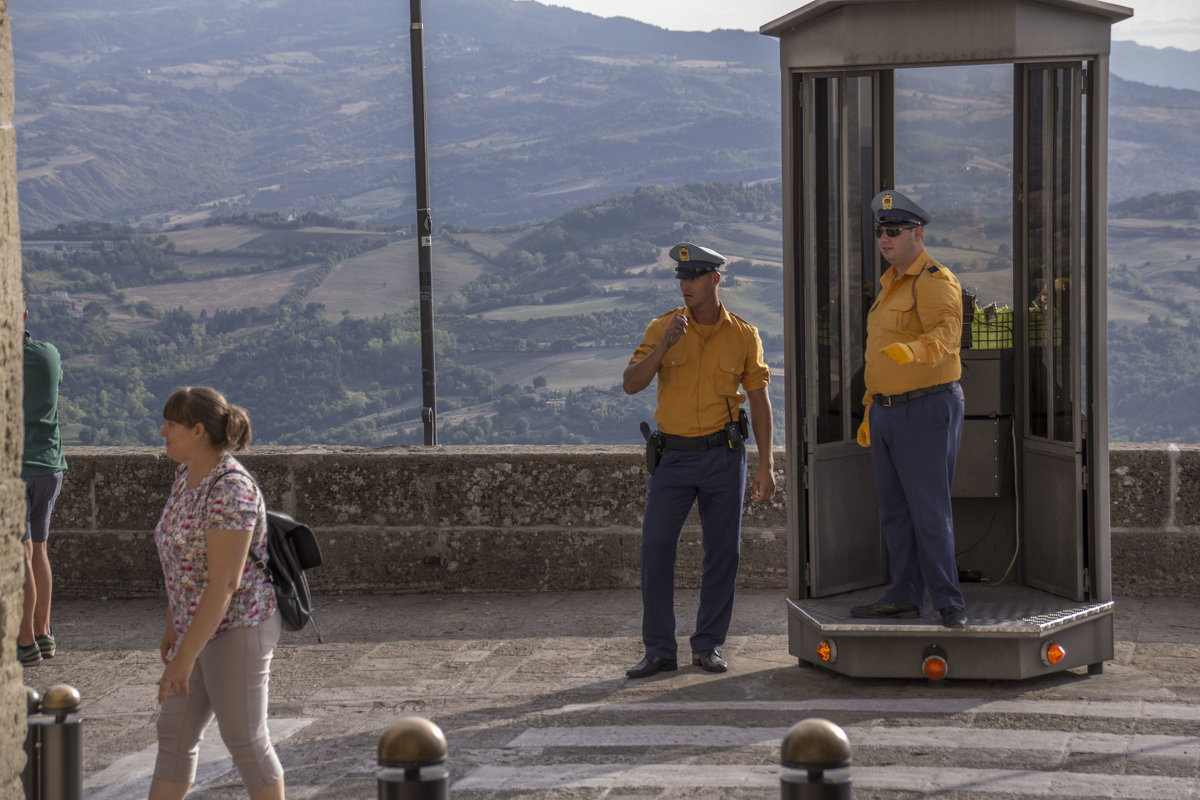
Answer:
[{"left": 23, "top": 333, "right": 67, "bottom": 477}]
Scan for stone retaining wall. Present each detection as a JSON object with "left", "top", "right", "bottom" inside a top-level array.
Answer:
[{"left": 47, "top": 443, "right": 1199, "bottom": 600}]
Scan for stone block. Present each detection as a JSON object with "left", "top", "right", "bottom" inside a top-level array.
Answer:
[
  {"left": 55, "top": 458, "right": 95, "bottom": 529},
  {"left": 1175, "top": 445, "right": 1200, "bottom": 527},
  {"left": 50, "top": 530, "right": 162, "bottom": 599},
  {"left": 86, "top": 451, "right": 176, "bottom": 531},
  {"left": 1112, "top": 529, "right": 1200, "bottom": 598},
  {"left": 308, "top": 527, "right": 446, "bottom": 594},
  {"left": 1109, "top": 444, "right": 1170, "bottom": 528}
]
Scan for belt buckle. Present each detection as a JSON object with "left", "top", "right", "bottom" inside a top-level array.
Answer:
[{"left": 878, "top": 394, "right": 893, "bottom": 408}]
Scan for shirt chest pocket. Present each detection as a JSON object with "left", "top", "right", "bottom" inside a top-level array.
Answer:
[
  {"left": 880, "top": 283, "right": 921, "bottom": 334},
  {"left": 659, "top": 348, "right": 690, "bottom": 387},
  {"left": 716, "top": 355, "right": 743, "bottom": 396}
]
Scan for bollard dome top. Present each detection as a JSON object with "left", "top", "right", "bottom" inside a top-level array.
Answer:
[
  {"left": 41, "top": 683, "right": 81, "bottom": 714},
  {"left": 378, "top": 715, "right": 449, "bottom": 768},
  {"left": 25, "top": 686, "right": 42, "bottom": 714},
  {"left": 780, "top": 717, "right": 852, "bottom": 769}
]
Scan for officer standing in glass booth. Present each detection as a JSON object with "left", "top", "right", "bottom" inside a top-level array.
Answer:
[
  {"left": 622, "top": 242, "right": 775, "bottom": 679},
  {"left": 853, "top": 190, "right": 968, "bottom": 629}
]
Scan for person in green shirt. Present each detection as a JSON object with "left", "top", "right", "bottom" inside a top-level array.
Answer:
[{"left": 19, "top": 289, "right": 67, "bottom": 665}]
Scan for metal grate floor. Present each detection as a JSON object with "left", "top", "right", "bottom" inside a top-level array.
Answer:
[{"left": 791, "top": 583, "right": 1113, "bottom": 636}]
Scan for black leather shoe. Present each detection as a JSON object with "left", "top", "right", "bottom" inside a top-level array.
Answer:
[
  {"left": 940, "top": 606, "right": 968, "bottom": 628},
  {"left": 850, "top": 599, "right": 921, "bottom": 618},
  {"left": 625, "top": 654, "right": 678, "bottom": 679},
  {"left": 692, "top": 649, "right": 728, "bottom": 673}
]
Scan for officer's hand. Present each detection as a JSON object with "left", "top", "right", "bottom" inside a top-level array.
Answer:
[
  {"left": 881, "top": 342, "right": 915, "bottom": 364},
  {"left": 751, "top": 465, "right": 776, "bottom": 503},
  {"left": 662, "top": 314, "right": 689, "bottom": 348},
  {"left": 856, "top": 416, "right": 870, "bottom": 447}
]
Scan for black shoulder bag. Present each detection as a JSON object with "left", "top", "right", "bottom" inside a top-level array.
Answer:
[{"left": 210, "top": 470, "right": 324, "bottom": 641}]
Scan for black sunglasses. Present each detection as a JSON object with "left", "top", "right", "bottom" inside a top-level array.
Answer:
[{"left": 875, "top": 224, "right": 918, "bottom": 239}]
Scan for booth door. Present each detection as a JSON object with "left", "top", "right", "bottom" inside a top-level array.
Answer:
[
  {"left": 796, "top": 72, "right": 889, "bottom": 597},
  {"left": 1016, "top": 63, "right": 1087, "bottom": 600}
]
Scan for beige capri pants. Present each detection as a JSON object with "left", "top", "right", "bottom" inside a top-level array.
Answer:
[{"left": 154, "top": 612, "right": 283, "bottom": 789}]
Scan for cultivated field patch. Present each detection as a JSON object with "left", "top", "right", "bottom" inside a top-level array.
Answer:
[
  {"left": 480, "top": 296, "right": 629, "bottom": 321},
  {"left": 122, "top": 264, "right": 322, "bottom": 314},
  {"left": 456, "top": 346, "right": 631, "bottom": 392},
  {"left": 174, "top": 254, "right": 275, "bottom": 275},
  {"left": 307, "top": 240, "right": 488, "bottom": 318},
  {"left": 165, "top": 225, "right": 264, "bottom": 252}
]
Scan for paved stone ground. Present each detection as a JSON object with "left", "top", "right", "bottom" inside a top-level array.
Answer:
[{"left": 21, "top": 590, "right": 1200, "bottom": 799}]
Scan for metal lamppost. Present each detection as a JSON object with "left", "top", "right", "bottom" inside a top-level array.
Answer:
[{"left": 409, "top": 0, "right": 437, "bottom": 444}]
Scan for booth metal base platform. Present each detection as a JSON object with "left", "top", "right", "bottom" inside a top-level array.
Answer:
[{"left": 789, "top": 584, "right": 1114, "bottom": 681}]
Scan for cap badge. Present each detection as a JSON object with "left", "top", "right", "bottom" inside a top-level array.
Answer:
[
  {"left": 678, "top": 245, "right": 690, "bottom": 262},
  {"left": 882, "top": 193, "right": 893, "bottom": 211}
]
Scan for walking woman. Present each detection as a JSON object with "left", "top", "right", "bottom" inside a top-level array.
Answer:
[{"left": 150, "top": 386, "right": 284, "bottom": 800}]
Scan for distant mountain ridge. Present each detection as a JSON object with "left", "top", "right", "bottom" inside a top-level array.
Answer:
[
  {"left": 10, "top": 0, "right": 1199, "bottom": 231},
  {"left": 1112, "top": 40, "right": 1200, "bottom": 92}
]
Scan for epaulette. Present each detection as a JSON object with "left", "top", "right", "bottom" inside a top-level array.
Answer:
[{"left": 926, "top": 263, "right": 941, "bottom": 274}]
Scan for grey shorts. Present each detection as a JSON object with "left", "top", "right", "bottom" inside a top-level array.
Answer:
[{"left": 24, "top": 471, "right": 64, "bottom": 544}]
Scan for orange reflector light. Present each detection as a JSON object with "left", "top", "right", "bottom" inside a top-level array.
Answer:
[
  {"left": 1043, "top": 642, "right": 1067, "bottom": 666},
  {"left": 815, "top": 641, "right": 833, "bottom": 662},
  {"left": 923, "top": 655, "right": 948, "bottom": 680}
]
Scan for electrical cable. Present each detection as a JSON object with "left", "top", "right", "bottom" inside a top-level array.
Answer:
[{"left": 982, "top": 419, "right": 1020, "bottom": 585}]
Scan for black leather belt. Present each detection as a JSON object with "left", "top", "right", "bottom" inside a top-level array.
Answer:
[
  {"left": 873, "top": 381, "right": 958, "bottom": 408},
  {"left": 660, "top": 430, "right": 730, "bottom": 451}
]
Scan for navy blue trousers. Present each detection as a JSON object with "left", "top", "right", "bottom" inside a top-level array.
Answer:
[
  {"left": 869, "top": 384, "right": 965, "bottom": 611},
  {"left": 640, "top": 444, "right": 747, "bottom": 659}
]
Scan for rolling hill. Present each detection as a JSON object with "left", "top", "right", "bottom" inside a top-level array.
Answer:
[{"left": 12, "top": 0, "right": 1200, "bottom": 233}]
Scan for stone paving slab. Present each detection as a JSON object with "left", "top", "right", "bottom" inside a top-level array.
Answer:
[{"left": 20, "top": 590, "right": 1200, "bottom": 799}]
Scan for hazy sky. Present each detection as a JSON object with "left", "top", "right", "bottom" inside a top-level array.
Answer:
[{"left": 526, "top": 0, "right": 1200, "bottom": 51}]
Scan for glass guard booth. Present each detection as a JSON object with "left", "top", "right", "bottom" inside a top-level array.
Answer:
[{"left": 762, "top": 0, "right": 1130, "bottom": 680}]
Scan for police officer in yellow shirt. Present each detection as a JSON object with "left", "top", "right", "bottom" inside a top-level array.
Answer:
[
  {"left": 622, "top": 242, "right": 776, "bottom": 679},
  {"left": 852, "top": 191, "right": 968, "bottom": 629}
]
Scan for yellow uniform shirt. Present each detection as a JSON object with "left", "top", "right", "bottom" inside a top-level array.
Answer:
[
  {"left": 863, "top": 249, "right": 962, "bottom": 405},
  {"left": 631, "top": 304, "right": 770, "bottom": 437}
]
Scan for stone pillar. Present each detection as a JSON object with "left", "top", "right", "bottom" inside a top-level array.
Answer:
[{"left": 0, "top": 3, "right": 28, "bottom": 798}]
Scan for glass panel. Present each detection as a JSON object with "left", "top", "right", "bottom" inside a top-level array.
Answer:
[
  {"left": 847, "top": 76, "right": 874, "bottom": 429},
  {"left": 1051, "top": 67, "right": 1076, "bottom": 443},
  {"left": 1078, "top": 69, "right": 1089, "bottom": 431},
  {"left": 1027, "top": 68, "right": 1050, "bottom": 438},
  {"left": 894, "top": 65, "right": 1014, "bottom": 310},
  {"left": 814, "top": 78, "right": 842, "bottom": 444},
  {"left": 1027, "top": 65, "right": 1080, "bottom": 442}
]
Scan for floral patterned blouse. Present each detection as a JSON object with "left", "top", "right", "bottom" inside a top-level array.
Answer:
[{"left": 154, "top": 454, "right": 276, "bottom": 640}]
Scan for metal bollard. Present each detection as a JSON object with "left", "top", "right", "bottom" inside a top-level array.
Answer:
[
  {"left": 24, "top": 683, "right": 83, "bottom": 800},
  {"left": 780, "top": 717, "right": 852, "bottom": 799},
  {"left": 377, "top": 716, "right": 449, "bottom": 800},
  {"left": 23, "top": 687, "right": 43, "bottom": 800}
]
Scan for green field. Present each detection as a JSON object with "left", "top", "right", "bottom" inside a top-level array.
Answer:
[
  {"left": 453, "top": 229, "right": 527, "bottom": 260},
  {"left": 307, "top": 240, "right": 490, "bottom": 318}
]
